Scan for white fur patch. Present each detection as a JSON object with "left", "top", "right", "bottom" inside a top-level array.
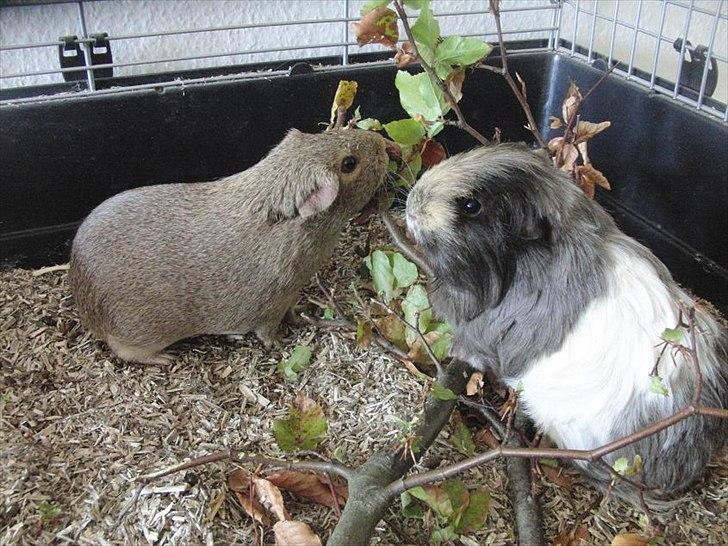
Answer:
[{"left": 509, "top": 245, "right": 687, "bottom": 450}]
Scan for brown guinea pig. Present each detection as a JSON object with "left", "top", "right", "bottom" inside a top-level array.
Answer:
[{"left": 69, "top": 128, "right": 391, "bottom": 364}]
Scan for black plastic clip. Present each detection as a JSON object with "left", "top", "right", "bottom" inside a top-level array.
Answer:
[
  {"left": 673, "top": 38, "right": 718, "bottom": 98},
  {"left": 57, "top": 32, "right": 113, "bottom": 84},
  {"left": 58, "top": 35, "right": 85, "bottom": 82},
  {"left": 89, "top": 32, "right": 113, "bottom": 79}
]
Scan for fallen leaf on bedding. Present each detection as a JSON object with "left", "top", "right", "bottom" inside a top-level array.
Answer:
[
  {"left": 611, "top": 533, "right": 649, "bottom": 546},
  {"left": 266, "top": 470, "right": 348, "bottom": 508},
  {"left": 253, "top": 477, "right": 290, "bottom": 522},
  {"left": 551, "top": 524, "right": 589, "bottom": 545},
  {"left": 228, "top": 470, "right": 270, "bottom": 525},
  {"left": 273, "top": 520, "right": 323, "bottom": 546}
]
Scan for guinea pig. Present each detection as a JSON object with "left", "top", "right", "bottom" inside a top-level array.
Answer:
[
  {"left": 404, "top": 143, "right": 727, "bottom": 501},
  {"left": 69, "top": 128, "right": 391, "bottom": 364}
]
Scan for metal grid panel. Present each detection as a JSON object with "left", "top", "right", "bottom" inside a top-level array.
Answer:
[
  {"left": 0, "top": 0, "right": 557, "bottom": 103},
  {"left": 0, "top": 0, "right": 726, "bottom": 122},
  {"left": 559, "top": 0, "right": 728, "bottom": 121}
]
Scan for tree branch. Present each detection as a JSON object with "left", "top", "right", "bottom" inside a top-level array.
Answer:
[
  {"left": 380, "top": 209, "right": 433, "bottom": 278},
  {"left": 393, "top": 0, "right": 489, "bottom": 146},
  {"left": 327, "top": 358, "right": 471, "bottom": 546},
  {"left": 487, "top": 0, "right": 547, "bottom": 148}
]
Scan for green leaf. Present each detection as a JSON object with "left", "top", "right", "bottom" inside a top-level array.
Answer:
[
  {"left": 661, "top": 327, "right": 684, "bottom": 344},
  {"left": 450, "top": 423, "right": 476, "bottom": 457},
  {"left": 431, "top": 525, "right": 459, "bottom": 544},
  {"left": 435, "top": 36, "right": 492, "bottom": 67},
  {"left": 395, "top": 70, "right": 448, "bottom": 122},
  {"left": 411, "top": 5, "right": 440, "bottom": 50},
  {"left": 272, "top": 399, "right": 328, "bottom": 452},
  {"left": 650, "top": 375, "right": 670, "bottom": 396},
  {"left": 391, "top": 252, "right": 419, "bottom": 288},
  {"left": 402, "top": 284, "right": 432, "bottom": 345},
  {"left": 361, "top": 0, "right": 390, "bottom": 15},
  {"left": 395, "top": 153, "right": 423, "bottom": 188},
  {"left": 428, "top": 120, "right": 445, "bottom": 138},
  {"left": 356, "top": 117, "right": 383, "bottom": 131},
  {"left": 323, "top": 307, "right": 335, "bottom": 320},
  {"left": 366, "top": 249, "right": 396, "bottom": 302},
  {"left": 612, "top": 454, "right": 643, "bottom": 477},
  {"left": 37, "top": 500, "right": 61, "bottom": 520},
  {"left": 409, "top": 486, "right": 453, "bottom": 518},
  {"left": 404, "top": 0, "right": 428, "bottom": 9},
  {"left": 429, "top": 330, "right": 451, "bottom": 360},
  {"left": 383, "top": 118, "right": 426, "bottom": 145},
  {"left": 456, "top": 490, "right": 490, "bottom": 534},
  {"left": 400, "top": 490, "right": 427, "bottom": 519},
  {"left": 432, "top": 382, "right": 457, "bottom": 400},
  {"left": 276, "top": 345, "right": 313, "bottom": 381}
]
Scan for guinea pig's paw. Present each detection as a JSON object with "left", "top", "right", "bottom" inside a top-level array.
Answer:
[
  {"left": 226, "top": 334, "right": 247, "bottom": 343},
  {"left": 132, "top": 352, "right": 175, "bottom": 366},
  {"left": 254, "top": 328, "right": 284, "bottom": 351},
  {"left": 283, "top": 308, "right": 307, "bottom": 328}
]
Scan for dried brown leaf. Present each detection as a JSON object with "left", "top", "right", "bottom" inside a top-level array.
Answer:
[
  {"left": 574, "top": 120, "right": 611, "bottom": 143},
  {"left": 273, "top": 520, "right": 323, "bottom": 546},
  {"left": 445, "top": 69, "right": 465, "bottom": 106},
  {"left": 549, "top": 115, "right": 563, "bottom": 129},
  {"left": 548, "top": 137, "right": 579, "bottom": 171},
  {"left": 562, "top": 81, "right": 583, "bottom": 123},
  {"left": 539, "top": 463, "right": 576, "bottom": 490},
  {"left": 228, "top": 470, "right": 270, "bottom": 526},
  {"left": 394, "top": 41, "right": 417, "bottom": 68},
  {"left": 575, "top": 164, "right": 610, "bottom": 199},
  {"left": 474, "top": 427, "right": 501, "bottom": 449},
  {"left": 253, "top": 477, "right": 290, "bottom": 522},
  {"left": 293, "top": 393, "right": 319, "bottom": 414},
  {"left": 420, "top": 139, "right": 447, "bottom": 169},
  {"left": 406, "top": 330, "right": 441, "bottom": 368},
  {"left": 352, "top": 6, "right": 399, "bottom": 49},
  {"left": 551, "top": 524, "right": 589, "bottom": 546},
  {"left": 373, "top": 314, "right": 408, "bottom": 350},
  {"left": 266, "top": 470, "right": 348, "bottom": 508},
  {"left": 611, "top": 533, "right": 649, "bottom": 546},
  {"left": 465, "top": 372, "right": 484, "bottom": 396}
]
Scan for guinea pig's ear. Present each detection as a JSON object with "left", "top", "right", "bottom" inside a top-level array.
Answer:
[
  {"left": 296, "top": 167, "right": 340, "bottom": 218},
  {"left": 267, "top": 166, "right": 340, "bottom": 222}
]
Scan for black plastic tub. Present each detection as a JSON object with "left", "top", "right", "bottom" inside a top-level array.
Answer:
[{"left": 1, "top": 51, "right": 727, "bottom": 312}]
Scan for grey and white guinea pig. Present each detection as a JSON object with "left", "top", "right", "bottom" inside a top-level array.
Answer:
[
  {"left": 69, "top": 128, "right": 392, "bottom": 365},
  {"left": 404, "top": 143, "right": 728, "bottom": 503}
]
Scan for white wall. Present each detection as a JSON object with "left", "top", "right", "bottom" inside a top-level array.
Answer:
[
  {"left": 0, "top": 0, "right": 553, "bottom": 89},
  {"left": 0, "top": 0, "right": 725, "bottom": 105}
]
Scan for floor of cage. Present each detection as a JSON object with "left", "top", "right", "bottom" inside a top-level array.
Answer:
[{"left": 1, "top": 220, "right": 726, "bottom": 546}]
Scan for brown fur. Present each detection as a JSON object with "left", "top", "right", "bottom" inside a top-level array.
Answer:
[{"left": 69, "top": 128, "right": 389, "bottom": 364}]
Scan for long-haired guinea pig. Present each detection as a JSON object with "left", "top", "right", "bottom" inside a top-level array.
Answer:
[
  {"left": 69, "top": 128, "right": 392, "bottom": 364},
  {"left": 404, "top": 143, "right": 727, "bottom": 501}
]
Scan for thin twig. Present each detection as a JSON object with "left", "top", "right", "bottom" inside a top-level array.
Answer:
[
  {"left": 487, "top": 0, "right": 547, "bottom": 148},
  {"left": 393, "top": 0, "right": 489, "bottom": 146},
  {"left": 387, "top": 402, "right": 724, "bottom": 496},
  {"left": 380, "top": 209, "right": 433, "bottom": 278}
]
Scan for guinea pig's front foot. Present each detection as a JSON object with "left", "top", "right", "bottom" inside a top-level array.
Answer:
[
  {"left": 254, "top": 325, "right": 284, "bottom": 350},
  {"left": 283, "top": 307, "right": 307, "bottom": 328},
  {"left": 106, "top": 336, "right": 175, "bottom": 365}
]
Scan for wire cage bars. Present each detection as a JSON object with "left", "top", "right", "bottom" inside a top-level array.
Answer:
[{"left": 0, "top": 0, "right": 726, "bottom": 121}]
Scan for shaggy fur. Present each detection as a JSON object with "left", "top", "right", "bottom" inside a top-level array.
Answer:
[
  {"left": 69, "top": 128, "right": 389, "bottom": 364},
  {"left": 405, "top": 143, "right": 728, "bottom": 500}
]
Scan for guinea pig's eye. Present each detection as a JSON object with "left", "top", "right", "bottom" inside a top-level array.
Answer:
[
  {"left": 459, "top": 197, "right": 482, "bottom": 216},
  {"left": 341, "top": 155, "right": 358, "bottom": 174}
]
